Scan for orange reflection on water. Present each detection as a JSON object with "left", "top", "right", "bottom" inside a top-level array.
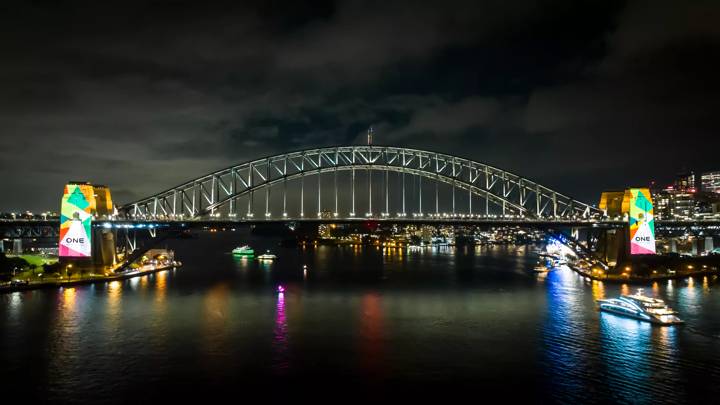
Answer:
[
  {"left": 359, "top": 292, "right": 385, "bottom": 377},
  {"left": 62, "top": 287, "right": 77, "bottom": 313},
  {"left": 202, "top": 283, "right": 230, "bottom": 354},
  {"left": 107, "top": 281, "right": 122, "bottom": 323},
  {"left": 620, "top": 284, "right": 630, "bottom": 296},
  {"left": 591, "top": 281, "right": 605, "bottom": 300},
  {"left": 50, "top": 287, "right": 82, "bottom": 375},
  {"left": 686, "top": 277, "right": 696, "bottom": 297},
  {"left": 139, "top": 275, "right": 149, "bottom": 292},
  {"left": 155, "top": 271, "right": 167, "bottom": 304},
  {"left": 652, "top": 282, "right": 660, "bottom": 295}
]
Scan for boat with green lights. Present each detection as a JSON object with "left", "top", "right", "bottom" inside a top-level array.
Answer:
[{"left": 232, "top": 245, "right": 254, "bottom": 256}]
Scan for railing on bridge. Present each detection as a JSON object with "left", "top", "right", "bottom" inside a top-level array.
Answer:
[{"left": 119, "top": 146, "right": 602, "bottom": 221}]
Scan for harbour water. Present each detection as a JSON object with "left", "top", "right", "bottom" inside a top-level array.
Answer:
[{"left": 1, "top": 230, "right": 719, "bottom": 403}]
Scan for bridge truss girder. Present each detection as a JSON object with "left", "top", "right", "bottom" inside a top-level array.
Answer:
[{"left": 121, "top": 146, "right": 602, "bottom": 220}]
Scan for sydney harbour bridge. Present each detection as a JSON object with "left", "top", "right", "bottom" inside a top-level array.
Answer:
[
  {"left": 3, "top": 145, "right": 718, "bottom": 258},
  {"left": 120, "top": 145, "right": 606, "bottom": 224}
]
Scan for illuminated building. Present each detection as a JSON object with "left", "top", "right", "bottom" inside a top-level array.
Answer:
[
  {"left": 675, "top": 170, "right": 696, "bottom": 192},
  {"left": 652, "top": 188, "right": 696, "bottom": 220},
  {"left": 701, "top": 171, "right": 720, "bottom": 194}
]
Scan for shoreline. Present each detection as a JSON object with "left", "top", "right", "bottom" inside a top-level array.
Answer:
[
  {"left": 0, "top": 262, "right": 181, "bottom": 294},
  {"left": 567, "top": 264, "right": 719, "bottom": 284}
]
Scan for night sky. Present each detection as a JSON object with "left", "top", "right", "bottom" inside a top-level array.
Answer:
[{"left": 2, "top": 0, "right": 719, "bottom": 211}]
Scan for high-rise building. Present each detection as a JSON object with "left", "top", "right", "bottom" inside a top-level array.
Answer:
[
  {"left": 652, "top": 188, "right": 696, "bottom": 219},
  {"left": 675, "top": 171, "right": 696, "bottom": 192},
  {"left": 701, "top": 171, "right": 720, "bottom": 194}
]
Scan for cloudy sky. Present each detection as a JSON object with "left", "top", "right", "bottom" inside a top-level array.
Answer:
[{"left": 2, "top": 0, "right": 719, "bottom": 211}]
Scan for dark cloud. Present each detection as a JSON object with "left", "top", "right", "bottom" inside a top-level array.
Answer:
[{"left": 0, "top": 0, "right": 718, "bottom": 211}]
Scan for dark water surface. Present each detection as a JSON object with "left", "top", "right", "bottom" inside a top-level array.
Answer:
[{"left": 2, "top": 231, "right": 719, "bottom": 404}]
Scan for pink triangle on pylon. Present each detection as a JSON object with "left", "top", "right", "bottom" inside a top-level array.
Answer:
[
  {"left": 62, "top": 245, "right": 86, "bottom": 257},
  {"left": 632, "top": 245, "right": 655, "bottom": 255}
]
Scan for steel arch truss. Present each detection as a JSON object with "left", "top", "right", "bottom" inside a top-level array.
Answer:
[{"left": 120, "top": 146, "right": 602, "bottom": 220}]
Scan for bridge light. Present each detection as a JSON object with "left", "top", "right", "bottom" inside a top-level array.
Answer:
[
  {"left": 349, "top": 212, "right": 355, "bottom": 217},
  {"left": 283, "top": 212, "right": 288, "bottom": 217},
  {"left": 333, "top": 212, "right": 339, "bottom": 217},
  {"left": 265, "top": 212, "right": 271, "bottom": 217}
]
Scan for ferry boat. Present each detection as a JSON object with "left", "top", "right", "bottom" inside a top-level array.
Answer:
[
  {"left": 597, "top": 289, "right": 684, "bottom": 325},
  {"left": 257, "top": 250, "right": 277, "bottom": 261},
  {"left": 232, "top": 245, "right": 254, "bottom": 256}
]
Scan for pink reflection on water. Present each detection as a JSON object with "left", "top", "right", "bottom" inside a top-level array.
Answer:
[{"left": 273, "top": 291, "right": 289, "bottom": 374}]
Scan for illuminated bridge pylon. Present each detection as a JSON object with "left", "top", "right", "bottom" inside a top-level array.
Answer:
[{"left": 119, "top": 146, "right": 603, "bottom": 221}]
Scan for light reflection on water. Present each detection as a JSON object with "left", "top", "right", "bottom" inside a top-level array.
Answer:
[
  {"left": 273, "top": 291, "right": 289, "bottom": 374},
  {"left": 47, "top": 287, "right": 83, "bottom": 392},
  {"left": 539, "top": 266, "right": 713, "bottom": 405},
  {"left": 542, "top": 267, "right": 600, "bottom": 403},
  {"left": 2, "top": 236, "right": 719, "bottom": 402},
  {"left": 591, "top": 280, "right": 605, "bottom": 301},
  {"left": 7, "top": 292, "right": 22, "bottom": 324},
  {"left": 106, "top": 281, "right": 122, "bottom": 324},
  {"left": 359, "top": 292, "right": 385, "bottom": 377}
]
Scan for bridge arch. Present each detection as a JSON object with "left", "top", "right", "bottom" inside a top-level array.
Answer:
[{"left": 120, "top": 146, "right": 602, "bottom": 220}]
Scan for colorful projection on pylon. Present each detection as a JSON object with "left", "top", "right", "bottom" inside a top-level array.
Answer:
[
  {"left": 628, "top": 188, "right": 656, "bottom": 255},
  {"left": 59, "top": 184, "right": 94, "bottom": 257}
]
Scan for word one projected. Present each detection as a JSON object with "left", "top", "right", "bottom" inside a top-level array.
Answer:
[
  {"left": 629, "top": 188, "right": 656, "bottom": 255},
  {"left": 59, "top": 183, "right": 94, "bottom": 257}
]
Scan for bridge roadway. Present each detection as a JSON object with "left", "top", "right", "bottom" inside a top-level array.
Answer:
[{"left": 4, "top": 217, "right": 720, "bottom": 231}]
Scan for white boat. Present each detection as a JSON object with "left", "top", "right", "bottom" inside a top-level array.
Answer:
[
  {"left": 257, "top": 250, "right": 277, "bottom": 261},
  {"left": 597, "top": 289, "right": 684, "bottom": 325}
]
